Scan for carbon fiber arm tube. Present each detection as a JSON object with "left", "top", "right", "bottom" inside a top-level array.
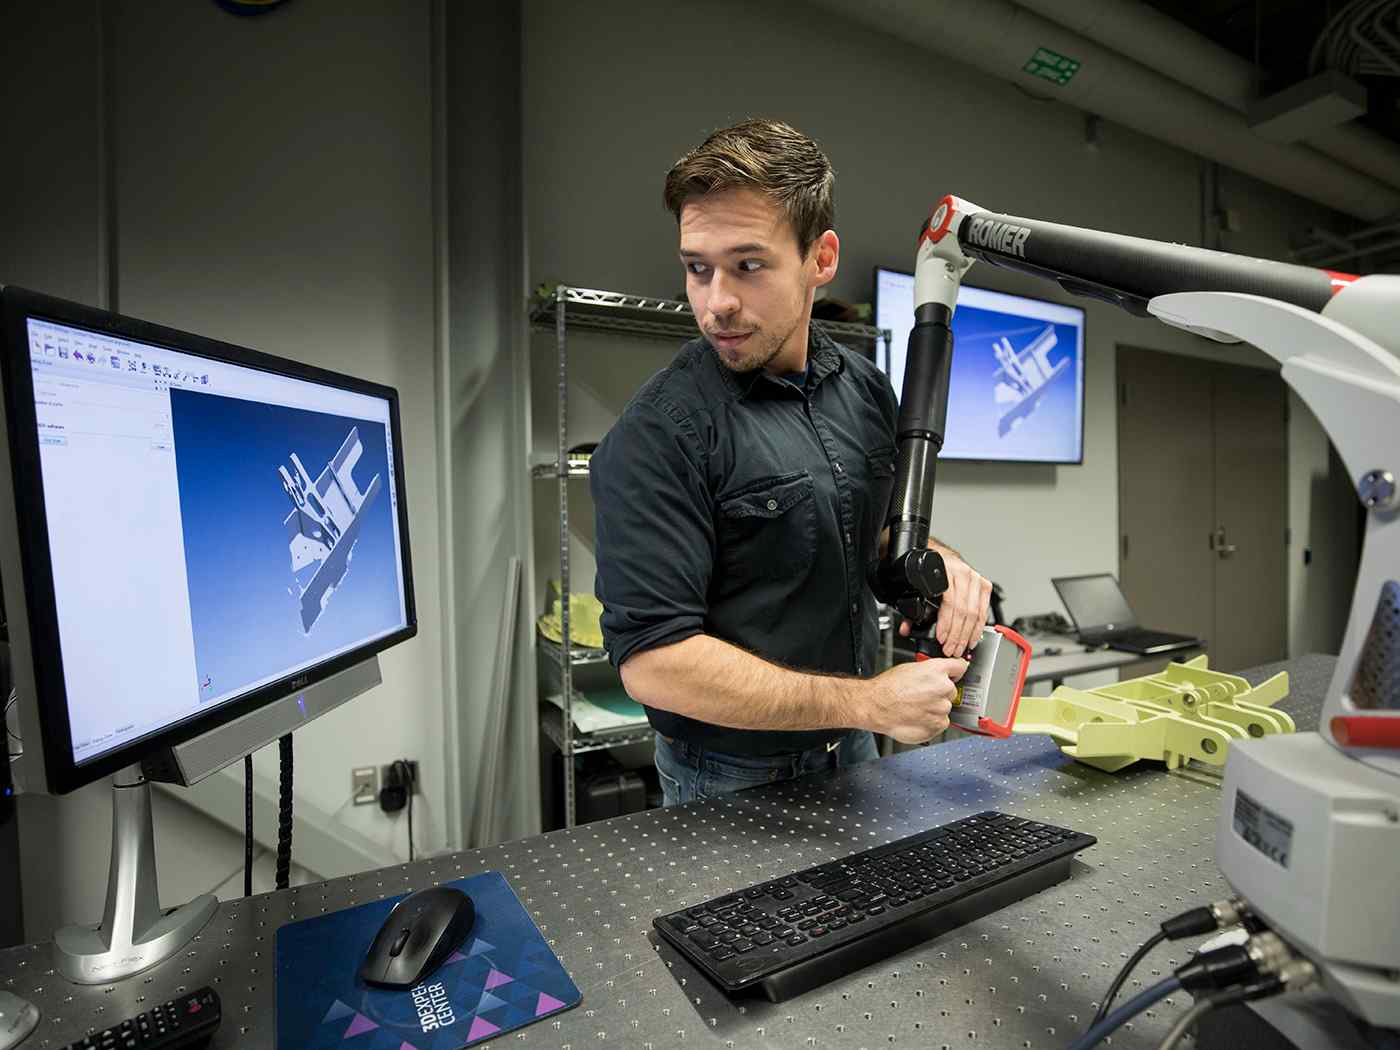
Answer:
[
  {"left": 888, "top": 302, "right": 954, "bottom": 562},
  {"left": 867, "top": 302, "right": 954, "bottom": 628},
  {"left": 955, "top": 209, "right": 1347, "bottom": 317}
]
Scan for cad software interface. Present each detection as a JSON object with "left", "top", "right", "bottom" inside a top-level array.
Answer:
[
  {"left": 877, "top": 271, "right": 1085, "bottom": 463},
  {"left": 26, "top": 318, "right": 408, "bottom": 765}
]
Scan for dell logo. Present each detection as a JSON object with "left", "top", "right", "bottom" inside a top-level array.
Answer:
[{"left": 289, "top": 674, "right": 310, "bottom": 690}]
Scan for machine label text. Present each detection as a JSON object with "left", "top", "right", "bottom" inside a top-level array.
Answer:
[
  {"left": 1233, "top": 788, "right": 1293, "bottom": 869},
  {"left": 965, "top": 216, "right": 1031, "bottom": 258}
]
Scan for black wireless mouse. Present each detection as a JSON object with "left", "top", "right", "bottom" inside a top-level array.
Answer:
[{"left": 358, "top": 885, "right": 476, "bottom": 989}]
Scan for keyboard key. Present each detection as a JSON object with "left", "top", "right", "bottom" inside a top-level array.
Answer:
[
  {"left": 712, "top": 948, "right": 735, "bottom": 961},
  {"left": 866, "top": 905, "right": 885, "bottom": 915},
  {"left": 810, "top": 926, "right": 829, "bottom": 938},
  {"left": 753, "top": 932, "right": 775, "bottom": 945},
  {"left": 797, "top": 919, "right": 817, "bottom": 930},
  {"left": 786, "top": 935, "right": 806, "bottom": 946},
  {"left": 733, "top": 939, "right": 756, "bottom": 953}
]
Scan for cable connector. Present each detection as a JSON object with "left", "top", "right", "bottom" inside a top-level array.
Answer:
[
  {"left": 1175, "top": 944, "right": 1255, "bottom": 993},
  {"left": 1174, "top": 930, "right": 1310, "bottom": 994},
  {"left": 1160, "top": 895, "right": 1250, "bottom": 940},
  {"left": 1246, "top": 931, "right": 1293, "bottom": 977}
]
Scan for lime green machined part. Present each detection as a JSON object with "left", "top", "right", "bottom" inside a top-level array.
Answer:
[{"left": 1011, "top": 655, "right": 1293, "bottom": 772}]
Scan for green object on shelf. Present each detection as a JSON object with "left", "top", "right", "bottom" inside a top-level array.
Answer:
[
  {"left": 1012, "top": 654, "right": 1294, "bottom": 772},
  {"left": 582, "top": 686, "right": 645, "bottom": 719},
  {"left": 536, "top": 578, "right": 604, "bottom": 650}
]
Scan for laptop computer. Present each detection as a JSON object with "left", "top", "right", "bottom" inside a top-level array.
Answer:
[{"left": 1050, "top": 573, "right": 1202, "bottom": 655}]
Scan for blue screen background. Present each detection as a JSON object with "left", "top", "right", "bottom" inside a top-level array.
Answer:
[
  {"left": 877, "top": 273, "right": 1085, "bottom": 462},
  {"left": 944, "top": 304, "right": 1083, "bottom": 462},
  {"left": 169, "top": 389, "right": 403, "bottom": 703}
]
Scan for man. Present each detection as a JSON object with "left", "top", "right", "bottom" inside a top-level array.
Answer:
[{"left": 590, "top": 120, "right": 992, "bottom": 806}]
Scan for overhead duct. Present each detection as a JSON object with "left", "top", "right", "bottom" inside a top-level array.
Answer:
[
  {"left": 1014, "top": 0, "right": 1400, "bottom": 192},
  {"left": 805, "top": 0, "right": 1400, "bottom": 221}
]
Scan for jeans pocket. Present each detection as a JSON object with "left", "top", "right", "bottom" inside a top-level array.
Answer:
[
  {"left": 656, "top": 765, "right": 685, "bottom": 806},
  {"left": 698, "top": 752, "right": 795, "bottom": 798}
]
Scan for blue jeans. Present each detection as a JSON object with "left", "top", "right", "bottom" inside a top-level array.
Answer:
[{"left": 654, "top": 731, "right": 880, "bottom": 806}]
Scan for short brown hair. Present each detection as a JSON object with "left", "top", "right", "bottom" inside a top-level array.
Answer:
[{"left": 663, "top": 119, "right": 835, "bottom": 256}]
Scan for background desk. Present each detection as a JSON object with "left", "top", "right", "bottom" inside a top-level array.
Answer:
[
  {"left": 0, "top": 655, "right": 1332, "bottom": 1050},
  {"left": 1022, "top": 633, "right": 1207, "bottom": 688}
]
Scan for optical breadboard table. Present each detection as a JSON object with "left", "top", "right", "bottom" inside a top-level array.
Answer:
[{"left": 0, "top": 654, "right": 1333, "bottom": 1050}]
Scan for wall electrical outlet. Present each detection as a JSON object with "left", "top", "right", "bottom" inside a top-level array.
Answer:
[{"left": 351, "top": 766, "right": 379, "bottom": 806}]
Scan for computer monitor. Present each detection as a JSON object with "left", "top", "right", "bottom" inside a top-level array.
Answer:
[
  {"left": 874, "top": 267, "right": 1086, "bottom": 463},
  {"left": 0, "top": 285, "right": 418, "bottom": 980},
  {"left": 0, "top": 286, "right": 416, "bottom": 797}
]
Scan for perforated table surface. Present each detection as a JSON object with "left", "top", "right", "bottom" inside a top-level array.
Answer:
[{"left": 1, "top": 655, "right": 1334, "bottom": 1050}]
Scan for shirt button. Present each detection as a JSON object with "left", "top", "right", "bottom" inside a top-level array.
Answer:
[
  {"left": 844, "top": 532, "right": 852, "bottom": 546},
  {"left": 857, "top": 664, "right": 864, "bottom": 675},
  {"left": 850, "top": 602, "right": 858, "bottom": 614},
  {"left": 834, "top": 462, "right": 844, "bottom": 473},
  {"left": 766, "top": 499, "right": 778, "bottom": 511}
]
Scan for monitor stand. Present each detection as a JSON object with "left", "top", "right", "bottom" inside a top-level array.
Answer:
[{"left": 53, "top": 765, "right": 217, "bottom": 984}]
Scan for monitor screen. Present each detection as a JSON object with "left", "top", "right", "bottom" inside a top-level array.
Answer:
[
  {"left": 1053, "top": 574, "right": 1137, "bottom": 633},
  {"left": 19, "top": 312, "right": 411, "bottom": 771},
  {"left": 874, "top": 268, "right": 1085, "bottom": 463}
]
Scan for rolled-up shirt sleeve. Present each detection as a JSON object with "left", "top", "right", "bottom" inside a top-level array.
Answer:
[{"left": 591, "top": 394, "right": 713, "bottom": 669}]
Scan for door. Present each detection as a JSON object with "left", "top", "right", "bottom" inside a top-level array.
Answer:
[
  {"left": 1212, "top": 365, "right": 1289, "bottom": 669},
  {"left": 1117, "top": 348, "right": 1216, "bottom": 644},
  {"left": 1117, "top": 347, "right": 1288, "bottom": 672}
]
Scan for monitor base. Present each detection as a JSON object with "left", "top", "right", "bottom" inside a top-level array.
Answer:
[{"left": 54, "top": 766, "right": 217, "bottom": 985}]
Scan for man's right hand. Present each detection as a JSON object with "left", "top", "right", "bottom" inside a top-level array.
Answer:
[{"left": 861, "top": 658, "right": 966, "bottom": 744}]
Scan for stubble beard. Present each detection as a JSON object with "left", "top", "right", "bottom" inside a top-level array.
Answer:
[{"left": 713, "top": 312, "right": 804, "bottom": 375}]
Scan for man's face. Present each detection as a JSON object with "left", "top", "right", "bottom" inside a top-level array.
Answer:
[{"left": 678, "top": 187, "right": 831, "bottom": 375}]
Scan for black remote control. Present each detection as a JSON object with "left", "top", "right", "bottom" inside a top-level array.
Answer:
[{"left": 62, "top": 987, "right": 219, "bottom": 1049}]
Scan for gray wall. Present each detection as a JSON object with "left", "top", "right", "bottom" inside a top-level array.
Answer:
[{"left": 522, "top": 0, "right": 1354, "bottom": 662}]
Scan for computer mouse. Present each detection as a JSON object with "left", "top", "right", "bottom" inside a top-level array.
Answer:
[
  {"left": 358, "top": 886, "right": 476, "bottom": 990},
  {"left": 0, "top": 989, "right": 39, "bottom": 1050}
]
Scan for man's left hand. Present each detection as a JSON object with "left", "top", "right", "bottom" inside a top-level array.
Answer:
[{"left": 896, "top": 544, "right": 992, "bottom": 659}]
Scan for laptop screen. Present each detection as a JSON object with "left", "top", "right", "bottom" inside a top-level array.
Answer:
[{"left": 1052, "top": 574, "right": 1139, "bottom": 635}]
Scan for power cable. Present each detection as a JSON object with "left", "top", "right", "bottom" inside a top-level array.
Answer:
[
  {"left": 243, "top": 754, "right": 253, "bottom": 897},
  {"left": 275, "top": 734, "right": 293, "bottom": 890},
  {"left": 1068, "top": 976, "right": 1182, "bottom": 1050}
]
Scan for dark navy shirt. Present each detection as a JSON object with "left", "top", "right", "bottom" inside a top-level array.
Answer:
[{"left": 590, "top": 326, "right": 899, "bottom": 756}]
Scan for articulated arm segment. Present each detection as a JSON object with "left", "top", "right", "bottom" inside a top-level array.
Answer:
[{"left": 950, "top": 203, "right": 1348, "bottom": 318}]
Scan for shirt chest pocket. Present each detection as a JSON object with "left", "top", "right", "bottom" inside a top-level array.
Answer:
[{"left": 716, "top": 471, "right": 817, "bottom": 583}]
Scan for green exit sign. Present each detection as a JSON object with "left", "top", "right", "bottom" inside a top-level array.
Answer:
[{"left": 1024, "top": 47, "right": 1081, "bottom": 86}]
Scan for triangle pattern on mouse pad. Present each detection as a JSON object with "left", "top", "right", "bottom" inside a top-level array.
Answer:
[{"left": 276, "top": 870, "right": 580, "bottom": 1049}]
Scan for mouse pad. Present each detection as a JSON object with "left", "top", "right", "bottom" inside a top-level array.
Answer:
[{"left": 275, "top": 870, "right": 581, "bottom": 1049}]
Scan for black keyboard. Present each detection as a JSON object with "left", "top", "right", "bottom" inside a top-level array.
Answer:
[
  {"left": 654, "top": 810, "right": 1096, "bottom": 1002},
  {"left": 62, "top": 987, "right": 219, "bottom": 1049}
]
